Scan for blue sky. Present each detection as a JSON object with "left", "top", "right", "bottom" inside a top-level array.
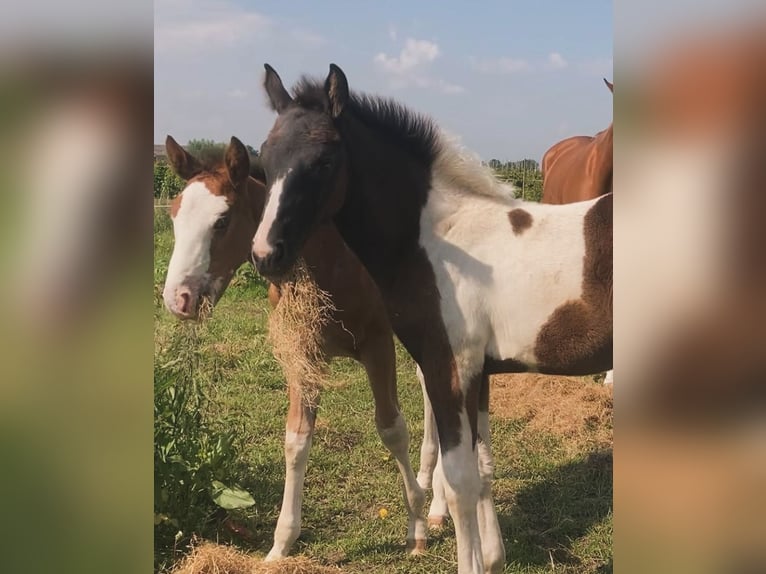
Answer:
[{"left": 155, "top": 0, "right": 612, "bottom": 162}]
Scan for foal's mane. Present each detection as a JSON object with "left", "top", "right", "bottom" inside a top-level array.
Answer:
[{"left": 291, "top": 76, "right": 514, "bottom": 201}]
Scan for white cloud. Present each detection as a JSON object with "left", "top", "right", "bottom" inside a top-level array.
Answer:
[
  {"left": 437, "top": 79, "right": 465, "bottom": 94},
  {"left": 472, "top": 56, "right": 531, "bottom": 74},
  {"left": 227, "top": 89, "right": 247, "bottom": 99},
  {"left": 578, "top": 57, "right": 613, "bottom": 78},
  {"left": 374, "top": 37, "right": 463, "bottom": 95},
  {"left": 290, "top": 27, "right": 326, "bottom": 48},
  {"left": 375, "top": 38, "right": 440, "bottom": 74},
  {"left": 548, "top": 52, "right": 568, "bottom": 69},
  {"left": 156, "top": 9, "right": 272, "bottom": 52}
]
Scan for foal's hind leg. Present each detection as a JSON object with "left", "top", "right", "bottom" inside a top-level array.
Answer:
[
  {"left": 265, "top": 382, "right": 317, "bottom": 561},
  {"left": 415, "top": 365, "right": 450, "bottom": 529},
  {"left": 476, "top": 373, "right": 505, "bottom": 573},
  {"left": 359, "top": 331, "right": 427, "bottom": 554}
]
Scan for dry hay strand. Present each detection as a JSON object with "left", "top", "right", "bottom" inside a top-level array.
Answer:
[
  {"left": 171, "top": 541, "right": 342, "bottom": 574},
  {"left": 491, "top": 373, "right": 613, "bottom": 451},
  {"left": 267, "top": 259, "right": 336, "bottom": 407},
  {"left": 197, "top": 295, "right": 215, "bottom": 322}
]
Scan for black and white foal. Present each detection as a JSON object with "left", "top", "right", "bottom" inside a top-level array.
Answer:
[{"left": 252, "top": 64, "right": 613, "bottom": 574}]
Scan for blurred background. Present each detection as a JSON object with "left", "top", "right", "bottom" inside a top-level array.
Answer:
[
  {"left": 1, "top": 0, "right": 764, "bottom": 572},
  {"left": 615, "top": 2, "right": 766, "bottom": 572},
  {"left": 0, "top": 1, "right": 153, "bottom": 573}
]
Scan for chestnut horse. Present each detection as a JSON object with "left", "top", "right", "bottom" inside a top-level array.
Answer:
[
  {"left": 160, "top": 135, "right": 439, "bottom": 559},
  {"left": 542, "top": 78, "right": 614, "bottom": 385},
  {"left": 254, "top": 64, "right": 613, "bottom": 573},
  {"left": 541, "top": 78, "right": 613, "bottom": 204}
]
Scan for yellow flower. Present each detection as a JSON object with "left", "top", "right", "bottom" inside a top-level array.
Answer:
[{"left": 378, "top": 507, "right": 389, "bottom": 519}]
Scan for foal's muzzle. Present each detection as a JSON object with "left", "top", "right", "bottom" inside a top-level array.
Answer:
[{"left": 252, "top": 240, "right": 288, "bottom": 278}]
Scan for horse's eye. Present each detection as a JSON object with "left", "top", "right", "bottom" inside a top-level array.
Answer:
[{"left": 213, "top": 214, "right": 230, "bottom": 230}]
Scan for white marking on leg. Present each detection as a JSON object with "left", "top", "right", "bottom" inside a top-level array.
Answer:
[
  {"left": 604, "top": 369, "right": 614, "bottom": 386},
  {"left": 429, "top": 449, "right": 450, "bottom": 529},
  {"left": 416, "top": 364, "right": 440, "bottom": 491},
  {"left": 162, "top": 181, "right": 228, "bottom": 314},
  {"left": 253, "top": 170, "right": 290, "bottom": 259},
  {"left": 476, "top": 409, "right": 505, "bottom": 573},
  {"left": 441, "top": 414, "right": 485, "bottom": 574},
  {"left": 266, "top": 428, "right": 313, "bottom": 561},
  {"left": 377, "top": 413, "right": 428, "bottom": 553}
]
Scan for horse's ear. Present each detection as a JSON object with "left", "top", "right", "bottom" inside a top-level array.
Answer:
[
  {"left": 249, "top": 154, "right": 266, "bottom": 184},
  {"left": 325, "top": 63, "right": 349, "bottom": 119},
  {"left": 263, "top": 64, "right": 293, "bottom": 113},
  {"left": 165, "top": 135, "right": 202, "bottom": 180},
  {"left": 604, "top": 78, "right": 614, "bottom": 93},
  {"left": 225, "top": 136, "right": 251, "bottom": 186}
]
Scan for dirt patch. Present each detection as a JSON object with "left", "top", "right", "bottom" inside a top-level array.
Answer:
[
  {"left": 490, "top": 373, "right": 613, "bottom": 452},
  {"left": 171, "top": 541, "right": 343, "bottom": 574}
]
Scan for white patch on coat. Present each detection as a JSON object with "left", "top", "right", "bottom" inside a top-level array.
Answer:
[
  {"left": 162, "top": 181, "right": 228, "bottom": 311},
  {"left": 418, "top": 135, "right": 595, "bottom": 382},
  {"left": 253, "top": 170, "right": 290, "bottom": 258}
]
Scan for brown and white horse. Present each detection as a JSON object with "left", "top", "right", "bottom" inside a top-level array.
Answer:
[
  {"left": 160, "top": 135, "right": 435, "bottom": 559},
  {"left": 541, "top": 78, "right": 614, "bottom": 386},
  {"left": 253, "top": 64, "right": 613, "bottom": 573}
]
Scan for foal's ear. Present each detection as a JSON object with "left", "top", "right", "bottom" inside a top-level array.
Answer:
[
  {"left": 325, "top": 63, "right": 349, "bottom": 119},
  {"left": 604, "top": 78, "right": 614, "bottom": 93},
  {"left": 165, "top": 135, "right": 203, "bottom": 180},
  {"left": 225, "top": 136, "right": 251, "bottom": 187},
  {"left": 263, "top": 63, "right": 293, "bottom": 113}
]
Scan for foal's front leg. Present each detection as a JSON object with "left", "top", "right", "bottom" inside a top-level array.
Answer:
[
  {"left": 476, "top": 373, "right": 505, "bottom": 573},
  {"left": 415, "top": 365, "right": 450, "bottom": 528},
  {"left": 360, "top": 331, "right": 427, "bottom": 554},
  {"left": 265, "top": 382, "right": 317, "bottom": 561},
  {"left": 424, "top": 356, "right": 486, "bottom": 574}
]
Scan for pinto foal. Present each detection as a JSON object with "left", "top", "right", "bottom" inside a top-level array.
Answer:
[
  {"left": 253, "top": 64, "right": 613, "bottom": 574},
  {"left": 161, "top": 135, "right": 436, "bottom": 559}
]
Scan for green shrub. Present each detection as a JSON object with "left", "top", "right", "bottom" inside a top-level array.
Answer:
[{"left": 154, "top": 322, "right": 254, "bottom": 553}]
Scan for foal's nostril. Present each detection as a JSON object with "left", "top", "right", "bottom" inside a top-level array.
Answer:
[
  {"left": 176, "top": 288, "right": 192, "bottom": 314},
  {"left": 272, "top": 240, "right": 285, "bottom": 264}
]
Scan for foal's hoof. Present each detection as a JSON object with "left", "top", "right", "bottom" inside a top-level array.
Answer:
[
  {"left": 427, "top": 515, "right": 448, "bottom": 530},
  {"left": 406, "top": 538, "right": 427, "bottom": 555}
]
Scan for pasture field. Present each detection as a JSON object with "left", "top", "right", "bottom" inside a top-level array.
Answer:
[{"left": 154, "top": 206, "right": 613, "bottom": 573}]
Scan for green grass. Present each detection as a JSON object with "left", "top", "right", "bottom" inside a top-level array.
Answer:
[{"left": 154, "top": 207, "right": 612, "bottom": 573}]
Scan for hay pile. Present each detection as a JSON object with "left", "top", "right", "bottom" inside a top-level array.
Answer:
[
  {"left": 491, "top": 373, "right": 613, "bottom": 452},
  {"left": 267, "top": 260, "right": 336, "bottom": 407},
  {"left": 171, "top": 542, "right": 343, "bottom": 574}
]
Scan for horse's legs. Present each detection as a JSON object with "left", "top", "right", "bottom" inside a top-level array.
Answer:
[
  {"left": 476, "top": 373, "right": 505, "bottom": 573},
  {"left": 416, "top": 364, "right": 438, "bottom": 489},
  {"left": 604, "top": 369, "right": 614, "bottom": 386},
  {"left": 415, "top": 365, "right": 450, "bottom": 528},
  {"left": 359, "top": 331, "right": 427, "bottom": 554},
  {"left": 424, "top": 357, "right": 485, "bottom": 574},
  {"left": 265, "top": 382, "right": 317, "bottom": 561}
]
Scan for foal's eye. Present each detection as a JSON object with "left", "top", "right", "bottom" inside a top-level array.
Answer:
[{"left": 213, "top": 214, "right": 230, "bottom": 230}]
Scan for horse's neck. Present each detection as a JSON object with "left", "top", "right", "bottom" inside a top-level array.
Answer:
[
  {"left": 334, "top": 118, "right": 430, "bottom": 281},
  {"left": 246, "top": 177, "right": 267, "bottom": 222},
  {"left": 597, "top": 125, "right": 614, "bottom": 174}
]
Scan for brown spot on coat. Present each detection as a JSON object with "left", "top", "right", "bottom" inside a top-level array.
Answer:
[
  {"left": 508, "top": 208, "right": 533, "bottom": 235},
  {"left": 534, "top": 194, "right": 612, "bottom": 374}
]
